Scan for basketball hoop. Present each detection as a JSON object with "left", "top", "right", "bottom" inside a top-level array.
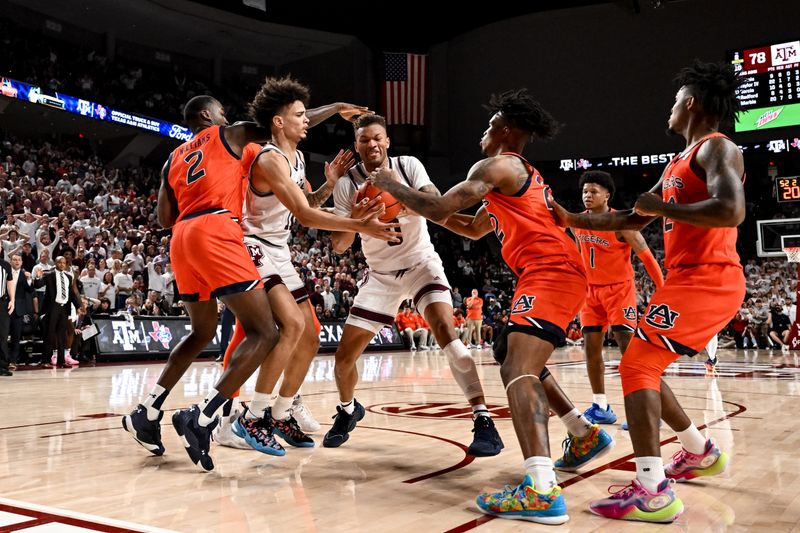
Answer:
[{"left": 785, "top": 246, "right": 800, "bottom": 263}]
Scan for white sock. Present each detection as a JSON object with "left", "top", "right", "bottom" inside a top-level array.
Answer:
[
  {"left": 593, "top": 394, "right": 608, "bottom": 410},
  {"left": 706, "top": 335, "right": 718, "bottom": 361},
  {"left": 340, "top": 399, "right": 355, "bottom": 415},
  {"left": 560, "top": 408, "right": 592, "bottom": 438},
  {"left": 676, "top": 423, "right": 708, "bottom": 454},
  {"left": 635, "top": 456, "right": 665, "bottom": 492},
  {"left": 247, "top": 391, "right": 272, "bottom": 419},
  {"left": 272, "top": 395, "right": 294, "bottom": 421},
  {"left": 142, "top": 384, "right": 167, "bottom": 421},
  {"left": 472, "top": 403, "right": 491, "bottom": 419},
  {"left": 65, "top": 348, "right": 71, "bottom": 357},
  {"left": 524, "top": 456, "right": 558, "bottom": 492}
]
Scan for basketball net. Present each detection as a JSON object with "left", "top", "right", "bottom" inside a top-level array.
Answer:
[{"left": 785, "top": 246, "right": 800, "bottom": 264}]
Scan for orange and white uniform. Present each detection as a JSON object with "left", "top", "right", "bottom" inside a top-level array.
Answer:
[
  {"left": 622, "top": 133, "right": 746, "bottom": 394},
  {"left": 166, "top": 126, "right": 262, "bottom": 302},
  {"left": 481, "top": 153, "right": 587, "bottom": 345},
  {"left": 573, "top": 214, "right": 637, "bottom": 333}
]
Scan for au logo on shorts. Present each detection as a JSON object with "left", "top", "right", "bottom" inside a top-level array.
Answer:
[
  {"left": 623, "top": 306, "right": 637, "bottom": 321},
  {"left": 246, "top": 244, "right": 264, "bottom": 268},
  {"left": 644, "top": 303, "right": 680, "bottom": 330},
  {"left": 511, "top": 294, "right": 536, "bottom": 314}
]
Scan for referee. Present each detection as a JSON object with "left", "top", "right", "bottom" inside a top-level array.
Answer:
[{"left": 0, "top": 255, "right": 16, "bottom": 376}]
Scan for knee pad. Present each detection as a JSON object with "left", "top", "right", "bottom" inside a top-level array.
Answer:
[
  {"left": 443, "top": 340, "right": 483, "bottom": 400},
  {"left": 619, "top": 338, "right": 679, "bottom": 396}
]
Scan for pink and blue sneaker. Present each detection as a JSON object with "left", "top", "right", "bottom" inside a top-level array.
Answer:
[
  {"left": 589, "top": 478, "right": 684, "bottom": 523},
  {"left": 665, "top": 439, "right": 729, "bottom": 482},
  {"left": 554, "top": 424, "right": 614, "bottom": 472},
  {"left": 476, "top": 474, "right": 569, "bottom": 524}
]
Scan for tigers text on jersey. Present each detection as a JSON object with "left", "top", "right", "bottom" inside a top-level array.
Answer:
[
  {"left": 333, "top": 156, "right": 438, "bottom": 272},
  {"left": 241, "top": 142, "right": 306, "bottom": 247},
  {"left": 660, "top": 132, "right": 742, "bottom": 270},
  {"left": 481, "top": 153, "right": 584, "bottom": 276},
  {"left": 572, "top": 210, "right": 634, "bottom": 285},
  {"left": 166, "top": 125, "right": 250, "bottom": 222}
]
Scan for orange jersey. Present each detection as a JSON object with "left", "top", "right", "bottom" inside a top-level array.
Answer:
[
  {"left": 453, "top": 315, "right": 465, "bottom": 327},
  {"left": 465, "top": 296, "right": 483, "bottom": 320},
  {"left": 395, "top": 313, "right": 417, "bottom": 330},
  {"left": 167, "top": 125, "right": 249, "bottom": 222},
  {"left": 573, "top": 211, "right": 634, "bottom": 286},
  {"left": 482, "top": 153, "right": 584, "bottom": 277},
  {"left": 661, "top": 132, "right": 743, "bottom": 270},
  {"left": 414, "top": 314, "right": 430, "bottom": 329}
]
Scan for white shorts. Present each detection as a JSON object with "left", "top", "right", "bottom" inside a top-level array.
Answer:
[
  {"left": 243, "top": 236, "right": 308, "bottom": 303},
  {"left": 347, "top": 257, "right": 452, "bottom": 334}
]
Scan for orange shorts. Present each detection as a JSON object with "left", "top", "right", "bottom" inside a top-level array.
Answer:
[
  {"left": 171, "top": 214, "right": 262, "bottom": 302},
  {"left": 580, "top": 280, "right": 637, "bottom": 333},
  {"left": 509, "top": 264, "right": 587, "bottom": 346},
  {"left": 634, "top": 264, "right": 744, "bottom": 356}
]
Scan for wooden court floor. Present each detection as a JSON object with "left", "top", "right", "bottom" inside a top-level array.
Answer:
[{"left": 1, "top": 347, "right": 799, "bottom": 532}]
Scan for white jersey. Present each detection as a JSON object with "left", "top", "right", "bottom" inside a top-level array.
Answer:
[
  {"left": 241, "top": 143, "right": 306, "bottom": 247},
  {"left": 333, "top": 156, "right": 438, "bottom": 272}
]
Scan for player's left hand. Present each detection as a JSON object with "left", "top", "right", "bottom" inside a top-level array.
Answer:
[
  {"left": 368, "top": 167, "right": 397, "bottom": 191},
  {"left": 634, "top": 192, "right": 665, "bottom": 216},
  {"left": 337, "top": 103, "right": 371, "bottom": 123},
  {"left": 548, "top": 196, "right": 573, "bottom": 227},
  {"left": 324, "top": 149, "right": 356, "bottom": 185}
]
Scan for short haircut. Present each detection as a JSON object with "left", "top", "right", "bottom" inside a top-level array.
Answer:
[
  {"left": 484, "top": 88, "right": 561, "bottom": 140},
  {"left": 183, "top": 95, "right": 218, "bottom": 125},
  {"left": 675, "top": 59, "right": 744, "bottom": 126},
  {"left": 579, "top": 171, "right": 616, "bottom": 200},
  {"left": 354, "top": 114, "right": 387, "bottom": 131},
  {"left": 249, "top": 75, "right": 311, "bottom": 128}
]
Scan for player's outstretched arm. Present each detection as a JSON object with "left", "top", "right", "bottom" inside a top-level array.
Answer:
[
  {"left": 437, "top": 206, "right": 493, "bottom": 240},
  {"left": 307, "top": 103, "right": 371, "bottom": 127},
  {"left": 634, "top": 138, "right": 745, "bottom": 228},
  {"left": 253, "top": 152, "right": 399, "bottom": 241},
  {"left": 156, "top": 160, "right": 178, "bottom": 228},
  {"left": 305, "top": 149, "right": 355, "bottom": 208}
]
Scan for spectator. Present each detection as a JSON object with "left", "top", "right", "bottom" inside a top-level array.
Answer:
[
  {"left": 8, "top": 253, "right": 34, "bottom": 369},
  {"left": 464, "top": 288, "right": 484, "bottom": 348},
  {"left": 114, "top": 262, "right": 133, "bottom": 309},
  {"left": 80, "top": 262, "right": 102, "bottom": 299},
  {"left": 451, "top": 286, "right": 464, "bottom": 311},
  {"left": 453, "top": 308, "right": 467, "bottom": 344},
  {"left": 0, "top": 253, "right": 14, "bottom": 376},
  {"left": 768, "top": 303, "right": 792, "bottom": 352},
  {"left": 395, "top": 306, "right": 427, "bottom": 350},
  {"left": 34, "top": 255, "right": 81, "bottom": 367}
]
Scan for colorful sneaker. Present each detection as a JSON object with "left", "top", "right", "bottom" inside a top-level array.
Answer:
[
  {"left": 476, "top": 474, "right": 569, "bottom": 524},
  {"left": 589, "top": 478, "right": 683, "bottom": 523},
  {"left": 467, "top": 416, "right": 504, "bottom": 457},
  {"left": 583, "top": 403, "right": 618, "bottom": 424},
  {"left": 292, "top": 395, "right": 321, "bottom": 433},
  {"left": 322, "top": 400, "right": 365, "bottom": 448},
  {"left": 122, "top": 404, "right": 164, "bottom": 456},
  {"left": 171, "top": 405, "right": 218, "bottom": 472},
  {"left": 665, "top": 439, "right": 729, "bottom": 482},
  {"left": 232, "top": 410, "right": 286, "bottom": 457},
  {"left": 214, "top": 409, "right": 251, "bottom": 450},
  {"left": 554, "top": 424, "right": 614, "bottom": 472},
  {"left": 274, "top": 415, "right": 315, "bottom": 448}
]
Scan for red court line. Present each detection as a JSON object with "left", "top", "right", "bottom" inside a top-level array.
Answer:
[
  {"left": 443, "top": 398, "right": 747, "bottom": 532},
  {"left": 0, "top": 502, "right": 148, "bottom": 532}
]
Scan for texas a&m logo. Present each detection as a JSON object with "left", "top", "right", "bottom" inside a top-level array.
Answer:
[
  {"left": 246, "top": 244, "right": 264, "bottom": 268},
  {"left": 644, "top": 303, "right": 680, "bottom": 330},
  {"left": 511, "top": 294, "right": 536, "bottom": 314},
  {"left": 623, "top": 306, "right": 637, "bottom": 321}
]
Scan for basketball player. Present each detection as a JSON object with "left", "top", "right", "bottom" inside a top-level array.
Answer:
[
  {"left": 553, "top": 60, "right": 745, "bottom": 522},
  {"left": 572, "top": 171, "right": 664, "bottom": 425},
  {"left": 323, "top": 113, "right": 503, "bottom": 455},
  {"left": 215, "top": 77, "right": 399, "bottom": 456},
  {"left": 371, "top": 90, "right": 612, "bottom": 524},
  {"left": 123, "top": 94, "right": 374, "bottom": 470}
]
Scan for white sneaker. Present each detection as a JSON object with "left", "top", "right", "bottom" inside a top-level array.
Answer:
[
  {"left": 214, "top": 409, "right": 251, "bottom": 449},
  {"left": 291, "top": 395, "right": 321, "bottom": 433}
]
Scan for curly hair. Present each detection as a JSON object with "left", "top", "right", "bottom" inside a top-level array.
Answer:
[
  {"left": 354, "top": 113, "right": 386, "bottom": 131},
  {"left": 249, "top": 75, "right": 311, "bottom": 128},
  {"left": 579, "top": 171, "right": 616, "bottom": 200},
  {"left": 675, "top": 59, "right": 744, "bottom": 126},
  {"left": 483, "top": 88, "right": 561, "bottom": 140}
]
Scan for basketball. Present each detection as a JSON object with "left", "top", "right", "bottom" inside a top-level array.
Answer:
[{"left": 355, "top": 182, "right": 403, "bottom": 222}]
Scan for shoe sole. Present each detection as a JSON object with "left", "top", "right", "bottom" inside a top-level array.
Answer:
[
  {"left": 171, "top": 412, "right": 214, "bottom": 472},
  {"left": 589, "top": 499, "right": 684, "bottom": 523},
  {"left": 231, "top": 419, "right": 286, "bottom": 456},
  {"left": 555, "top": 438, "right": 614, "bottom": 472},
  {"left": 121, "top": 416, "right": 164, "bottom": 456},
  {"left": 274, "top": 427, "right": 315, "bottom": 448},
  {"left": 477, "top": 507, "right": 569, "bottom": 525},
  {"left": 671, "top": 451, "right": 729, "bottom": 482}
]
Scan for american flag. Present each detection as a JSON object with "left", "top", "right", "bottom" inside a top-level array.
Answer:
[{"left": 382, "top": 53, "right": 426, "bottom": 125}]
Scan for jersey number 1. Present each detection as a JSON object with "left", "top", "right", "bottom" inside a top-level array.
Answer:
[{"left": 184, "top": 150, "right": 206, "bottom": 185}]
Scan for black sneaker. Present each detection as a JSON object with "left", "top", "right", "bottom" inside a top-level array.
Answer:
[
  {"left": 172, "top": 405, "right": 218, "bottom": 472},
  {"left": 122, "top": 404, "right": 165, "bottom": 456},
  {"left": 274, "top": 415, "right": 315, "bottom": 448},
  {"left": 468, "top": 415, "right": 504, "bottom": 457},
  {"left": 322, "top": 400, "right": 365, "bottom": 448}
]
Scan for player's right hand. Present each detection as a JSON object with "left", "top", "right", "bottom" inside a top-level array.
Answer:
[
  {"left": 351, "top": 195, "right": 383, "bottom": 219},
  {"left": 358, "top": 209, "right": 401, "bottom": 242},
  {"left": 549, "top": 196, "right": 573, "bottom": 227}
]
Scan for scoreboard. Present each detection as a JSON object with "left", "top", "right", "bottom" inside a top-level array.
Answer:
[
  {"left": 728, "top": 40, "right": 800, "bottom": 132},
  {"left": 777, "top": 177, "right": 800, "bottom": 203}
]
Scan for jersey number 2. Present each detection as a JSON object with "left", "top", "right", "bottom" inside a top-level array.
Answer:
[{"left": 184, "top": 150, "right": 206, "bottom": 185}]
